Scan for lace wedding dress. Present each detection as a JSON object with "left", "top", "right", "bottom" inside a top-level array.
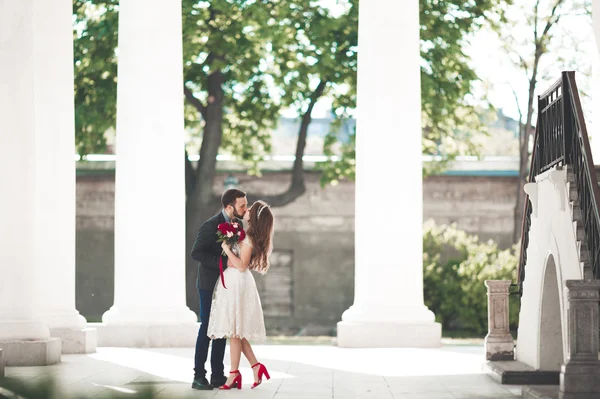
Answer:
[{"left": 207, "top": 237, "right": 266, "bottom": 343}]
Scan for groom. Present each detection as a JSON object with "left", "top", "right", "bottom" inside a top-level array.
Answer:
[{"left": 191, "top": 188, "right": 248, "bottom": 390}]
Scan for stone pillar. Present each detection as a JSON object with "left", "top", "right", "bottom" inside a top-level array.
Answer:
[
  {"left": 0, "top": 349, "right": 3, "bottom": 378},
  {"left": 484, "top": 280, "right": 515, "bottom": 360},
  {"left": 0, "top": 0, "right": 61, "bottom": 366},
  {"left": 560, "top": 280, "right": 600, "bottom": 397},
  {"left": 100, "top": 0, "right": 198, "bottom": 346},
  {"left": 336, "top": 0, "right": 441, "bottom": 348},
  {"left": 32, "top": 0, "right": 96, "bottom": 355}
]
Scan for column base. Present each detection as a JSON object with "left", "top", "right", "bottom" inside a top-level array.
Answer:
[
  {"left": 0, "top": 338, "right": 61, "bottom": 366},
  {"left": 560, "top": 362, "right": 600, "bottom": 395},
  {"left": 102, "top": 306, "right": 198, "bottom": 325},
  {"left": 485, "top": 334, "right": 515, "bottom": 360},
  {"left": 40, "top": 311, "right": 87, "bottom": 331},
  {"left": 337, "top": 320, "right": 441, "bottom": 348},
  {"left": 50, "top": 327, "right": 97, "bottom": 354},
  {"left": 90, "top": 322, "right": 199, "bottom": 347}
]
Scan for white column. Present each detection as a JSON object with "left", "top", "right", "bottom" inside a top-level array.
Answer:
[
  {"left": 337, "top": 0, "right": 441, "bottom": 347},
  {"left": 0, "top": 0, "right": 61, "bottom": 365},
  {"left": 592, "top": 0, "right": 600, "bottom": 161},
  {"left": 100, "top": 0, "right": 197, "bottom": 346},
  {"left": 33, "top": 0, "right": 96, "bottom": 355}
]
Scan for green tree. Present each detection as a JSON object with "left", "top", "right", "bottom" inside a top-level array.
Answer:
[
  {"left": 270, "top": 0, "right": 357, "bottom": 193},
  {"left": 73, "top": 0, "right": 119, "bottom": 156},
  {"left": 420, "top": 0, "right": 508, "bottom": 172}
]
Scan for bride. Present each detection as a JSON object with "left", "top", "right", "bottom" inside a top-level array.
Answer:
[{"left": 207, "top": 200, "right": 274, "bottom": 390}]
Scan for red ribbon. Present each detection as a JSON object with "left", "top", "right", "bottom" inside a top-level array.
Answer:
[{"left": 219, "top": 255, "right": 227, "bottom": 289}]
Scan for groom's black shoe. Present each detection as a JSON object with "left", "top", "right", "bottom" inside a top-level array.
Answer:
[
  {"left": 191, "top": 376, "right": 213, "bottom": 390},
  {"left": 210, "top": 375, "right": 227, "bottom": 388}
]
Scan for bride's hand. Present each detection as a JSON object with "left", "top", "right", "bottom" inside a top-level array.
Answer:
[{"left": 221, "top": 242, "right": 230, "bottom": 253}]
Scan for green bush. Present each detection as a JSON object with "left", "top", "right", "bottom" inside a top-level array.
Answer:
[{"left": 423, "top": 220, "right": 520, "bottom": 337}]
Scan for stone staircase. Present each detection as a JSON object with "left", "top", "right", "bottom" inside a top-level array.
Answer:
[
  {"left": 520, "top": 166, "right": 600, "bottom": 399},
  {"left": 567, "top": 166, "right": 595, "bottom": 280}
]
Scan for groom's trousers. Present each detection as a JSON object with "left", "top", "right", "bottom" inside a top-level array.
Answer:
[{"left": 194, "top": 288, "right": 226, "bottom": 379}]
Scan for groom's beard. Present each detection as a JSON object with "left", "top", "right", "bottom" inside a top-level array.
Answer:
[{"left": 233, "top": 210, "right": 244, "bottom": 220}]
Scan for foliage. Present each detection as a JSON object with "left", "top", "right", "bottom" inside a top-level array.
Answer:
[
  {"left": 318, "top": 124, "right": 355, "bottom": 187},
  {"left": 420, "top": 0, "right": 507, "bottom": 174},
  {"left": 423, "top": 221, "right": 520, "bottom": 336},
  {"left": 273, "top": 0, "right": 357, "bottom": 114},
  {"left": 73, "top": 0, "right": 119, "bottom": 156},
  {"left": 0, "top": 376, "right": 155, "bottom": 399}
]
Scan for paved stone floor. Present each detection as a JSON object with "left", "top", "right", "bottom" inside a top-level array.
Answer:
[{"left": 3, "top": 343, "right": 523, "bottom": 398}]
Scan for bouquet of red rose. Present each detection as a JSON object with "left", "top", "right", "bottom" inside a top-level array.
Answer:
[
  {"left": 216, "top": 221, "right": 245, "bottom": 289},
  {"left": 216, "top": 221, "right": 246, "bottom": 255}
]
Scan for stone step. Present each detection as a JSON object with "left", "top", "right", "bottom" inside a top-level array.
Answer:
[
  {"left": 485, "top": 360, "right": 559, "bottom": 385},
  {"left": 522, "top": 385, "right": 559, "bottom": 399}
]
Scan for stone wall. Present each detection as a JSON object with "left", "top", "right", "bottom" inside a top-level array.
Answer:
[
  {"left": 423, "top": 174, "right": 517, "bottom": 249},
  {"left": 75, "top": 170, "right": 518, "bottom": 334}
]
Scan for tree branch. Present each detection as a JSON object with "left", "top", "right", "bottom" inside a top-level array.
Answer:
[
  {"left": 252, "top": 80, "right": 329, "bottom": 208},
  {"left": 183, "top": 84, "right": 207, "bottom": 120},
  {"left": 511, "top": 85, "right": 524, "bottom": 124},
  {"left": 541, "top": 0, "right": 566, "bottom": 38}
]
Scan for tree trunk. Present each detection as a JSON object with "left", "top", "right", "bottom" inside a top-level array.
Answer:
[
  {"left": 255, "top": 80, "right": 328, "bottom": 207},
  {"left": 291, "top": 80, "right": 327, "bottom": 192},
  {"left": 185, "top": 70, "right": 225, "bottom": 313},
  {"left": 513, "top": 55, "right": 540, "bottom": 243},
  {"left": 185, "top": 148, "right": 195, "bottom": 199}
]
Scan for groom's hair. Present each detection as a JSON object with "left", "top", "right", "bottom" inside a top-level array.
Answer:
[{"left": 221, "top": 188, "right": 246, "bottom": 208}]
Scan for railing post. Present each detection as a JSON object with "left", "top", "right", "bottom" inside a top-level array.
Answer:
[
  {"left": 484, "top": 280, "right": 515, "bottom": 360},
  {"left": 560, "top": 280, "right": 600, "bottom": 396}
]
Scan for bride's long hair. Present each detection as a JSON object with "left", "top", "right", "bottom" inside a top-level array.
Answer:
[{"left": 246, "top": 200, "right": 274, "bottom": 274}]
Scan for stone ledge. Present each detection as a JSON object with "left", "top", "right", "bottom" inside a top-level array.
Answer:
[
  {"left": 50, "top": 328, "right": 97, "bottom": 354},
  {"left": 523, "top": 386, "right": 600, "bottom": 399},
  {"left": 90, "top": 323, "right": 199, "bottom": 347},
  {"left": 522, "top": 386, "right": 559, "bottom": 399},
  {"left": 485, "top": 360, "right": 559, "bottom": 385},
  {"left": 0, "top": 338, "right": 61, "bottom": 366}
]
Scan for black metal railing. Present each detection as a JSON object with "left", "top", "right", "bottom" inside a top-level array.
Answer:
[{"left": 517, "top": 72, "right": 600, "bottom": 292}]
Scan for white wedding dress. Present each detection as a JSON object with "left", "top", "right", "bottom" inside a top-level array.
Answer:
[{"left": 207, "top": 237, "right": 266, "bottom": 343}]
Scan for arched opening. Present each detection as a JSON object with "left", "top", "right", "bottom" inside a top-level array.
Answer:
[{"left": 539, "top": 254, "right": 564, "bottom": 370}]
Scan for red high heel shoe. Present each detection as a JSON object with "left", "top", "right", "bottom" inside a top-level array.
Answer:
[
  {"left": 220, "top": 370, "right": 242, "bottom": 390},
  {"left": 251, "top": 362, "right": 271, "bottom": 389}
]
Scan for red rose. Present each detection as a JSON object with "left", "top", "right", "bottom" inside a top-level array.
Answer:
[
  {"left": 217, "top": 222, "right": 231, "bottom": 234},
  {"left": 238, "top": 229, "right": 246, "bottom": 241}
]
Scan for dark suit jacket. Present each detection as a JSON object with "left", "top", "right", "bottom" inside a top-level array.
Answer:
[{"left": 191, "top": 212, "right": 242, "bottom": 292}]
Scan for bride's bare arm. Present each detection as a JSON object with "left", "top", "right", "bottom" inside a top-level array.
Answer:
[{"left": 221, "top": 241, "right": 252, "bottom": 272}]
